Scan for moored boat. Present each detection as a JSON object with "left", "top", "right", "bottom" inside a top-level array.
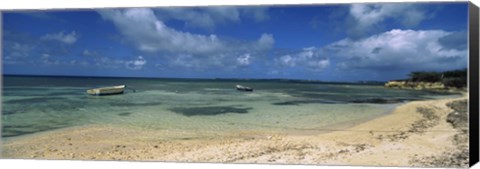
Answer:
[
  {"left": 236, "top": 85, "right": 253, "bottom": 92},
  {"left": 87, "top": 85, "right": 126, "bottom": 96}
]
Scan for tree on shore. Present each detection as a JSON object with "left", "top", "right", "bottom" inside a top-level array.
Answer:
[
  {"left": 408, "top": 71, "right": 442, "bottom": 82},
  {"left": 442, "top": 69, "right": 467, "bottom": 88},
  {"left": 407, "top": 69, "right": 467, "bottom": 88}
]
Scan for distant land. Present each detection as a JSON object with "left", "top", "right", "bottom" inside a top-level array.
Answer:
[{"left": 2, "top": 74, "right": 387, "bottom": 85}]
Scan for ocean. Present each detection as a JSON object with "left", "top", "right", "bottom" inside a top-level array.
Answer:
[{"left": 1, "top": 75, "right": 459, "bottom": 139}]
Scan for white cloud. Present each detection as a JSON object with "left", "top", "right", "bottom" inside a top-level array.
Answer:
[
  {"left": 279, "top": 55, "right": 295, "bottom": 67},
  {"left": 155, "top": 7, "right": 269, "bottom": 30},
  {"left": 92, "top": 57, "right": 124, "bottom": 69},
  {"left": 98, "top": 8, "right": 222, "bottom": 54},
  {"left": 274, "top": 47, "right": 330, "bottom": 71},
  {"left": 81, "top": 49, "right": 139, "bottom": 69},
  {"left": 242, "top": 7, "right": 270, "bottom": 22},
  {"left": 125, "top": 56, "right": 147, "bottom": 70},
  {"left": 41, "top": 31, "right": 78, "bottom": 44},
  {"left": 4, "top": 31, "right": 70, "bottom": 65},
  {"left": 8, "top": 42, "right": 33, "bottom": 58},
  {"left": 41, "top": 53, "right": 50, "bottom": 58},
  {"left": 98, "top": 8, "right": 274, "bottom": 70},
  {"left": 170, "top": 54, "right": 203, "bottom": 69},
  {"left": 308, "top": 59, "right": 330, "bottom": 70},
  {"left": 155, "top": 7, "right": 239, "bottom": 30},
  {"left": 168, "top": 52, "right": 254, "bottom": 70},
  {"left": 257, "top": 34, "right": 275, "bottom": 50},
  {"left": 98, "top": 8, "right": 273, "bottom": 55},
  {"left": 82, "top": 49, "right": 100, "bottom": 57},
  {"left": 236, "top": 53, "right": 251, "bottom": 66},
  {"left": 42, "top": 59, "right": 61, "bottom": 65},
  {"left": 348, "top": 4, "right": 427, "bottom": 37},
  {"left": 326, "top": 29, "right": 467, "bottom": 71},
  {"left": 69, "top": 60, "right": 88, "bottom": 66},
  {"left": 3, "top": 41, "right": 35, "bottom": 64}
]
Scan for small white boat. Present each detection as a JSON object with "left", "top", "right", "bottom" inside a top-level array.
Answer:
[
  {"left": 87, "top": 85, "right": 125, "bottom": 96},
  {"left": 236, "top": 85, "right": 253, "bottom": 92}
]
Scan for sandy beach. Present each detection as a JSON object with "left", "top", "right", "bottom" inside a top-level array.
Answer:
[{"left": 0, "top": 95, "right": 469, "bottom": 168}]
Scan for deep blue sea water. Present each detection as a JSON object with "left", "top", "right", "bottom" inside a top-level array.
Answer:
[{"left": 1, "top": 75, "right": 459, "bottom": 138}]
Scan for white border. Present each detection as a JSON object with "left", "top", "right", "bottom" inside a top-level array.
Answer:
[
  {"left": 0, "top": 0, "right": 478, "bottom": 169},
  {"left": 0, "top": 0, "right": 472, "bottom": 10},
  {"left": 0, "top": 159, "right": 441, "bottom": 169}
]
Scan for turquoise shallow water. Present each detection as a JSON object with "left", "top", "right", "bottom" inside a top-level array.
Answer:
[{"left": 1, "top": 76, "right": 459, "bottom": 138}]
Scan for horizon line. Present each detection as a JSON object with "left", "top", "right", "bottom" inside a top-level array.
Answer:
[{"left": 1, "top": 74, "right": 388, "bottom": 83}]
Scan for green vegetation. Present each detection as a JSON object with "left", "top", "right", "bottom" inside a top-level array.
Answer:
[
  {"left": 408, "top": 71, "right": 442, "bottom": 82},
  {"left": 408, "top": 69, "right": 467, "bottom": 88}
]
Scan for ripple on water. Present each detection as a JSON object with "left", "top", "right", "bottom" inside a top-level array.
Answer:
[
  {"left": 4, "top": 97, "right": 64, "bottom": 104},
  {"left": 272, "top": 100, "right": 341, "bottom": 106},
  {"left": 169, "top": 106, "right": 252, "bottom": 116}
]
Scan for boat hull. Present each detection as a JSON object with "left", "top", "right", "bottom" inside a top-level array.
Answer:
[
  {"left": 87, "top": 85, "right": 126, "bottom": 96},
  {"left": 236, "top": 85, "right": 254, "bottom": 92}
]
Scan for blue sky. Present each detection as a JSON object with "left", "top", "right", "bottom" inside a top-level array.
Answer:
[{"left": 2, "top": 2, "right": 468, "bottom": 81}]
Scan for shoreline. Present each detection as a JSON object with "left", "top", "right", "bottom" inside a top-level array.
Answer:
[{"left": 1, "top": 95, "right": 469, "bottom": 167}]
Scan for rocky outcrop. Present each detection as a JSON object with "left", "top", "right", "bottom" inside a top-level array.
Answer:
[
  {"left": 411, "top": 99, "right": 469, "bottom": 167},
  {"left": 446, "top": 99, "right": 468, "bottom": 129},
  {"left": 384, "top": 80, "right": 445, "bottom": 90}
]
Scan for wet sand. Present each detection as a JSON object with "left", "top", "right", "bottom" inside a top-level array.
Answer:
[{"left": 0, "top": 95, "right": 469, "bottom": 167}]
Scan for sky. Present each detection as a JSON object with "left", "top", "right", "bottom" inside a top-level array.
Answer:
[{"left": 2, "top": 2, "right": 469, "bottom": 81}]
